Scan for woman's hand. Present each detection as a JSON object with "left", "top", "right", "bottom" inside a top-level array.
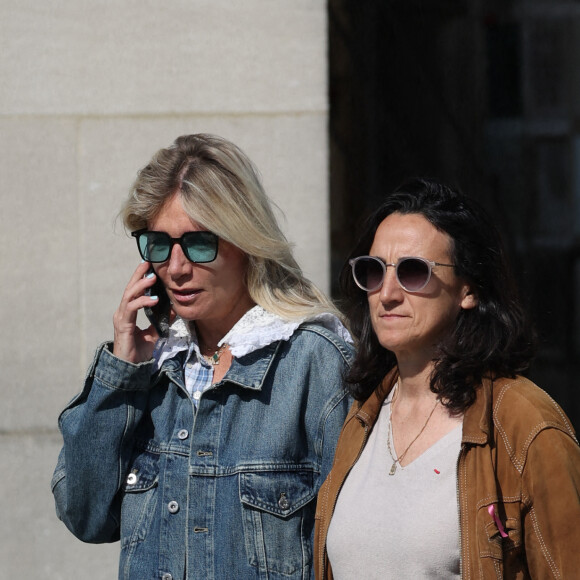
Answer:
[{"left": 113, "top": 261, "right": 161, "bottom": 363}]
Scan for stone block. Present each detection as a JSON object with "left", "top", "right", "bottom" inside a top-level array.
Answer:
[
  {"left": 0, "top": 433, "right": 118, "bottom": 579},
  {"left": 0, "top": 0, "right": 327, "bottom": 115},
  {"left": 0, "top": 119, "right": 82, "bottom": 431}
]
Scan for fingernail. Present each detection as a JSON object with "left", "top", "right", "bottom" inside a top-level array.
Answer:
[
  {"left": 146, "top": 272, "right": 155, "bottom": 279},
  {"left": 149, "top": 295, "right": 158, "bottom": 301}
]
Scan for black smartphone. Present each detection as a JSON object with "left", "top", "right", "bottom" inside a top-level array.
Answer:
[{"left": 144, "top": 268, "right": 171, "bottom": 338}]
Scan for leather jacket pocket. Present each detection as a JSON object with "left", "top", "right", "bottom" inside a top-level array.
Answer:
[
  {"left": 477, "top": 499, "right": 523, "bottom": 575},
  {"left": 120, "top": 450, "right": 160, "bottom": 549},
  {"left": 240, "top": 469, "right": 316, "bottom": 577}
]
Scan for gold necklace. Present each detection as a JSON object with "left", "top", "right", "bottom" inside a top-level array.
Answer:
[
  {"left": 200, "top": 343, "right": 227, "bottom": 365},
  {"left": 386, "top": 382, "right": 439, "bottom": 475}
]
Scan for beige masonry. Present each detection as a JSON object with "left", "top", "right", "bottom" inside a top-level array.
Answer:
[{"left": 0, "top": 1, "right": 329, "bottom": 577}]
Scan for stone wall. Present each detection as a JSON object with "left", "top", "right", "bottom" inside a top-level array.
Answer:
[{"left": 0, "top": 1, "right": 329, "bottom": 577}]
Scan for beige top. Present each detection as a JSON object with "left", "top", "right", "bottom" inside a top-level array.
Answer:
[{"left": 326, "top": 389, "right": 462, "bottom": 579}]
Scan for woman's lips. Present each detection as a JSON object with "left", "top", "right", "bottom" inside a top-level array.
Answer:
[
  {"left": 379, "top": 312, "right": 406, "bottom": 320},
  {"left": 170, "top": 289, "right": 201, "bottom": 303}
]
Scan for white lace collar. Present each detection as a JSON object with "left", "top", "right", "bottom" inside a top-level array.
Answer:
[
  {"left": 220, "top": 305, "right": 352, "bottom": 356},
  {"left": 157, "top": 304, "right": 351, "bottom": 361}
]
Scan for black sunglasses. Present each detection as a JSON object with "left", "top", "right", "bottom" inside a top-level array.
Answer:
[
  {"left": 349, "top": 255, "right": 455, "bottom": 293},
  {"left": 132, "top": 229, "right": 219, "bottom": 264}
]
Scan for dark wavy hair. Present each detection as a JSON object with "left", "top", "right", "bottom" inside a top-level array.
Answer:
[{"left": 340, "top": 178, "right": 536, "bottom": 413}]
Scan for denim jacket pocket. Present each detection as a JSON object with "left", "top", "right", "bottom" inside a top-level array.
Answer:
[
  {"left": 240, "top": 469, "right": 316, "bottom": 577},
  {"left": 120, "top": 449, "right": 160, "bottom": 549}
]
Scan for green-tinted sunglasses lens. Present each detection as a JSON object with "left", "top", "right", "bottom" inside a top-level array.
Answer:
[
  {"left": 182, "top": 231, "right": 218, "bottom": 263},
  {"left": 139, "top": 232, "right": 171, "bottom": 262}
]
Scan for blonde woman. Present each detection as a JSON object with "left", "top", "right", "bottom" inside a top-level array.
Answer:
[{"left": 52, "top": 134, "right": 352, "bottom": 580}]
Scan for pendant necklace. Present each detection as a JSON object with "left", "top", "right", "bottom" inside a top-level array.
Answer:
[
  {"left": 200, "top": 343, "right": 227, "bottom": 365},
  {"left": 386, "top": 382, "right": 439, "bottom": 475}
]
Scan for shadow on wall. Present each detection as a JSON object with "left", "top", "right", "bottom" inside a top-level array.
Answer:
[{"left": 328, "top": 0, "right": 580, "bottom": 429}]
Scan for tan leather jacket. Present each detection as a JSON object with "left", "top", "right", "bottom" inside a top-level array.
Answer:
[{"left": 314, "top": 369, "right": 580, "bottom": 579}]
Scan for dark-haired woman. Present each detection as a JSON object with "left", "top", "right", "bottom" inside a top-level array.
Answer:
[{"left": 314, "top": 178, "right": 580, "bottom": 579}]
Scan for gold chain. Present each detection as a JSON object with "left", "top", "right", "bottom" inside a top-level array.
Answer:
[{"left": 386, "top": 382, "right": 439, "bottom": 475}]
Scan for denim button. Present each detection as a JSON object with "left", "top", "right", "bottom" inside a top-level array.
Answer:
[
  {"left": 177, "top": 429, "right": 189, "bottom": 440},
  {"left": 167, "top": 501, "right": 179, "bottom": 514},
  {"left": 193, "top": 391, "right": 202, "bottom": 400},
  {"left": 162, "top": 574, "right": 172, "bottom": 580},
  {"left": 278, "top": 493, "right": 290, "bottom": 510},
  {"left": 126, "top": 472, "right": 138, "bottom": 485}
]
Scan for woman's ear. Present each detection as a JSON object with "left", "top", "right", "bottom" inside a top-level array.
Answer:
[{"left": 460, "top": 286, "right": 478, "bottom": 310}]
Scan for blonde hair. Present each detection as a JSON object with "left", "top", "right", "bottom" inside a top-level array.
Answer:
[{"left": 121, "top": 133, "right": 339, "bottom": 321}]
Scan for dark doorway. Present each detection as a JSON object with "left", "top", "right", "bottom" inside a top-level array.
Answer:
[{"left": 329, "top": 0, "right": 580, "bottom": 428}]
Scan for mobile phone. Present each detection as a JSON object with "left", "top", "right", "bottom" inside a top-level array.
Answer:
[{"left": 144, "top": 268, "right": 171, "bottom": 338}]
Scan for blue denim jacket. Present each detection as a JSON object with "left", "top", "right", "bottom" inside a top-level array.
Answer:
[{"left": 52, "top": 323, "right": 352, "bottom": 580}]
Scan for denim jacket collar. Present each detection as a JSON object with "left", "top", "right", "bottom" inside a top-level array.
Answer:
[
  {"left": 156, "top": 339, "right": 282, "bottom": 393},
  {"left": 216, "top": 341, "right": 281, "bottom": 391}
]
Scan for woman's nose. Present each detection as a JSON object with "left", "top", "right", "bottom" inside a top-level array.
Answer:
[
  {"left": 378, "top": 266, "right": 403, "bottom": 302},
  {"left": 166, "top": 243, "right": 190, "bottom": 276}
]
